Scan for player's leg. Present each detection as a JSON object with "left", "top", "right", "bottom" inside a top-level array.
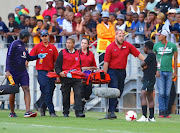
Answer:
[
  {"left": 137, "top": 90, "right": 149, "bottom": 122},
  {"left": 137, "top": 80, "right": 149, "bottom": 122},
  {"left": 147, "top": 91, "right": 155, "bottom": 121},
  {"left": 22, "top": 86, "right": 31, "bottom": 111},
  {"left": 8, "top": 73, "right": 19, "bottom": 117},
  {"left": 9, "top": 94, "right": 17, "bottom": 117},
  {"left": 19, "top": 71, "right": 37, "bottom": 117},
  {"left": 140, "top": 90, "right": 148, "bottom": 117},
  {"left": 21, "top": 85, "right": 37, "bottom": 117}
]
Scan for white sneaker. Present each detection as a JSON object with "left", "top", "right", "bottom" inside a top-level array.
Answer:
[
  {"left": 136, "top": 115, "right": 149, "bottom": 122},
  {"left": 149, "top": 117, "right": 156, "bottom": 122}
]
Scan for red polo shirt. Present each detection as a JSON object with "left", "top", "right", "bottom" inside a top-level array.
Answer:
[
  {"left": 109, "top": 1, "right": 125, "bottom": 13},
  {"left": 42, "top": 7, "right": 57, "bottom": 21},
  {"left": 104, "top": 41, "right": 140, "bottom": 69},
  {"left": 30, "top": 42, "right": 58, "bottom": 71},
  {"left": 80, "top": 51, "right": 97, "bottom": 67}
]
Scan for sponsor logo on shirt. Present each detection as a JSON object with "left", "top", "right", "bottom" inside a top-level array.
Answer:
[
  {"left": 18, "top": 44, "right": 21, "bottom": 46},
  {"left": 157, "top": 47, "right": 173, "bottom": 55},
  {"left": 21, "top": 51, "right": 27, "bottom": 58},
  {"left": 75, "top": 57, "right": 78, "bottom": 61},
  {"left": 122, "top": 46, "right": 126, "bottom": 49},
  {"left": 49, "top": 49, "right": 52, "bottom": 51},
  {"left": 0, "top": 89, "right": 4, "bottom": 93}
]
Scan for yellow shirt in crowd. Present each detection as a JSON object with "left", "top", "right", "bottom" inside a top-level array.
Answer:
[
  {"left": 102, "top": 2, "right": 111, "bottom": 11},
  {"left": 36, "top": 15, "right": 44, "bottom": 20},
  {"left": 32, "top": 26, "right": 41, "bottom": 45}
]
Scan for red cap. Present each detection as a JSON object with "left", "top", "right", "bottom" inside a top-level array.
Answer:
[{"left": 74, "top": 13, "right": 82, "bottom": 17}]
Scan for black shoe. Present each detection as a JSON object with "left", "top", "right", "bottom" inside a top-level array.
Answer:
[
  {"left": 109, "top": 112, "right": 117, "bottom": 119},
  {"left": 63, "top": 114, "right": 69, "bottom": 117},
  {"left": 76, "top": 113, "right": 85, "bottom": 117},
  {"left": 38, "top": 108, "right": 45, "bottom": 116},
  {"left": 50, "top": 113, "right": 58, "bottom": 117},
  {"left": 75, "top": 111, "right": 85, "bottom": 117}
]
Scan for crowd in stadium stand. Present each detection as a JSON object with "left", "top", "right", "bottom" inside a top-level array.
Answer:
[{"left": 0, "top": 0, "right": 180, "bottom": 48}]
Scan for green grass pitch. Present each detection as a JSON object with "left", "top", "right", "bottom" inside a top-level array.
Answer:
[{"left": 0, "top": 110, "right": 180, "bottom": 133}]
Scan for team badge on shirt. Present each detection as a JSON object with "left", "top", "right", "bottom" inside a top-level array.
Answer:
[
  {"left": 21, "top": 51, "right": 27, "bottom": 58},
  {"left": 75, "top": 57, "right": 78, "bottom": 61}
]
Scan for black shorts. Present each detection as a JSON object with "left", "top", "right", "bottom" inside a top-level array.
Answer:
[{"left": 142, "top": 79, "right": 156, "bottom": 92}]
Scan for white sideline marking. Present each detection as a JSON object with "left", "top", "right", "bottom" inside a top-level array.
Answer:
[{"left": 0, "top": 122, "right": 133, "bottom": 133}]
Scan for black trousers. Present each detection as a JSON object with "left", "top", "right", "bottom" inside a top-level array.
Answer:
[
  {"left": 61, "top": 78, "right": 83, "bottom": 114},
  {"left": 81, "top": 84, "right": 92, "bottom": 101}
]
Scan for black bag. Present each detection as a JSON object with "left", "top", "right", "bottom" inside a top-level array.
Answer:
[{"left": 0, "top": 78, "right": 19, "bottom": 95}]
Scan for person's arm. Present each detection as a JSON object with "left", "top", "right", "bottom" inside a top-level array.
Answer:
[
  {"left": 173, "top": 51, "right": 178, "bottom": 79},
  {"left": 26, "top": 53, "right": 39, "bottom": 61},
  {"left": 61, "top": 30, "right": 76, "bottom": 36},
  {"left": 141, "top": 61, "right": 146, "bottom": 68},
  {"left": 31, "top": 27, "right": 39, "bottom": 37},
  {"left": 103, "top": 46, "right": 111, "bottom": 73},
  {"left": 138, "top": 53, "right": 145, "bottom": 61},
  {"left": 150, "top": 25, "right": 157, "bottom": 39},
  {"left": 49, "top": 27, "right": 58, "bottom": 36},
  {"left": 126, "top": 5, "right": 131, "bottom": 13},
  {"left": 130, "top": 44, "right": 145, "bottom": 61},
  {"left": 28, "top": 47, "right": 47, "bottom": 61},
  {"left": 103, "top": 62, "right": 109, "bottom": 73},
  {"left": 55, "top": 50, "right": 63, "bottom": 76},
  {"left": 53, "top": 47, "right": 59, "bottom": 63},
  {"left": 91, "top": 53, "right": 97, "bottom": 67}
]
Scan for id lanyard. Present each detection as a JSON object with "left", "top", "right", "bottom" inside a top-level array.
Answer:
[
  {"left": 157, "top": 42, "right": 168, "bottom": 69},
  {"left": 160, "top": 41, "right": 168, "bottom": 59}
]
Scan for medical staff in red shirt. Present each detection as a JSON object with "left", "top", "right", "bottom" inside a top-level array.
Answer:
[
  {"left": 103, "top": 30, "right": 145, "bottom": 119},
  {"left": 55, "top": 38, "right": 85, "bottom": 118},
  {"left": 79, "top": 38, "right": 97, "bottom": 111},
  {"left": 30, "top": 29, "right": 58, "bottom": 117}
]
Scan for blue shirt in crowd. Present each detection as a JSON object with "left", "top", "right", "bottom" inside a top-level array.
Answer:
[
  {"left": 135, "top": 21, "right": 145, "bottom": 34},
  {"left": 130, "top": 21, "right": 139, "bottom": 30},
  {"left": 0, "top": 21, "right": 9, "bottom": 33},
  {"left": 169, "top": 23, "right": 180, "bottom": 42}
]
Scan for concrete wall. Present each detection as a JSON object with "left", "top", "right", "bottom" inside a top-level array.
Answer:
[{"left": 0, "top": 0, "right": 46, "bottom": 25}]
